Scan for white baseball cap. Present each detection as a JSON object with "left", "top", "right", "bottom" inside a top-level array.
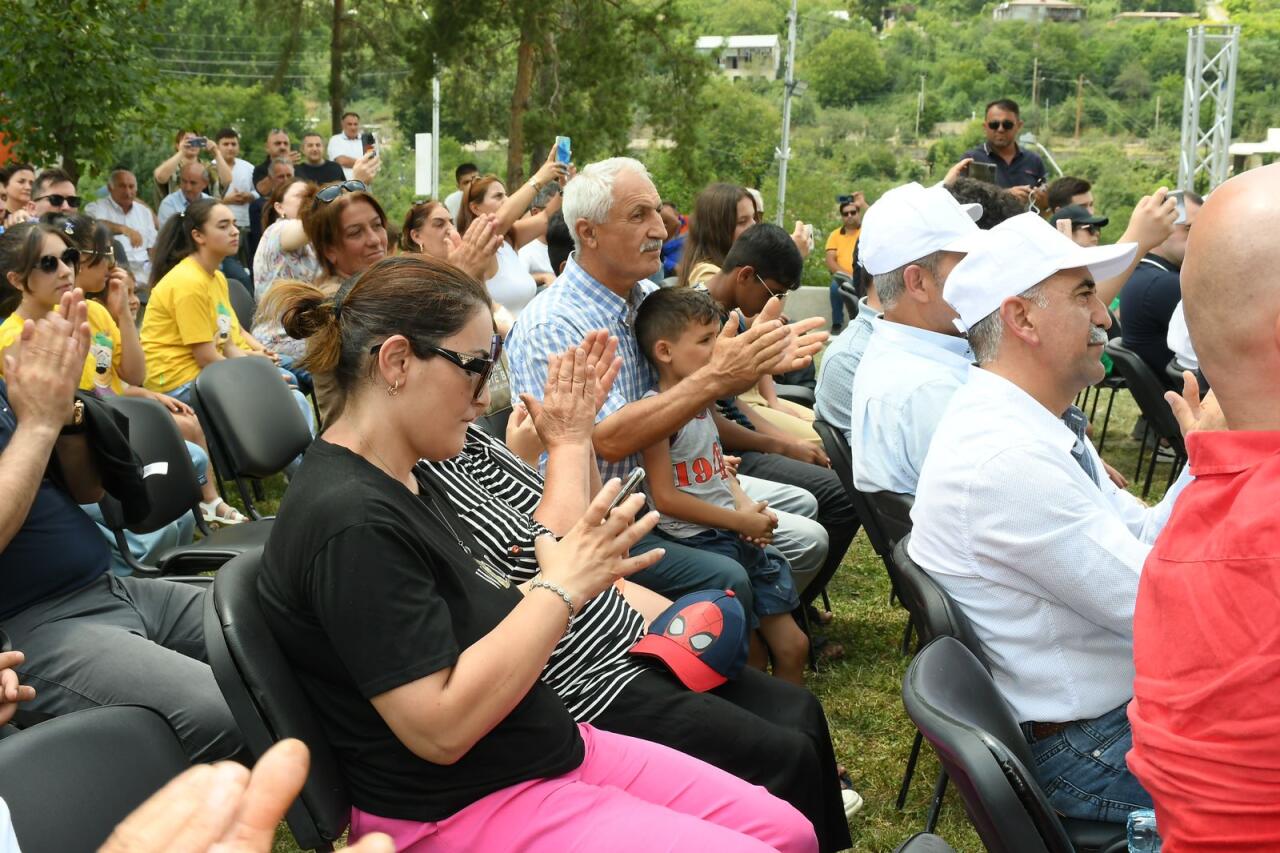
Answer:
[
  {"left": 943, "top": 212, "right": 1138, "bottom": 334},
  {"left": 858, "top": 182, "right": 984, "bottom": 276}
]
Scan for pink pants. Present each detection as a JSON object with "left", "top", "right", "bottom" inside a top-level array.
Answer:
[{"left": 350, "top": 724, "right": 818, "bottom": 852}]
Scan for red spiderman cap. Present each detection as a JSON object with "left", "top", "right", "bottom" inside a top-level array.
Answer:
[{"left": 629, "top": 589, "right": 748, "bottom": 692}]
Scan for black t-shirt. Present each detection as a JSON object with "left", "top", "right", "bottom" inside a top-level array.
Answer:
[
  {"left": 295, "top": 160, "right": 346, "bottom": 186},
  {"left": 259, "top": 439, "right": 584, "bottom": 822},
  {"left": 1119, "top": 254, "right": 1182, "bottom": 378},
  {"left": 0, "top": 382, "right": 110, "bottom": 621},
  {"left": 251, "top": 157, "right": 272, "bottom": 190}
]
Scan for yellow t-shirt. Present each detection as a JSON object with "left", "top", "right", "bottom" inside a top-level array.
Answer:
[
  {"left": 825, "top": 227, "right": 860, "bottom": 275},
  {"left": 0, "top": 300, "right": 124, "bottom": 396},
  {"left": 141, "top": 256, "right": 241, "bottom": 392}
]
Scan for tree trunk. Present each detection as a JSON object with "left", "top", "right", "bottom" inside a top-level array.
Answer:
[
  {"left": 269, "top": 0, "right": 304, "bottom": 94},
  {"left": 330, "top": 0, "right": 345, "bottom": 134},
  {"left": 506, "top": 17, "right": 537, "bottom": 187},
  {"left": 59, "top": 135, "right": 79, "bottom": 186}
]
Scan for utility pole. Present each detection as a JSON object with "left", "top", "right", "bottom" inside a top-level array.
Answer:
[
  {"left": 915, "top": 75, "right": 925, "bottom": 138},
  {"left": 432, "top": 75, "right": 441, "bottom": 199},
  {"left": 775, "top": 0, "right": 798, "bottom": 227},
  {"left": 1073, "top": 74, "right": 1085, "bottom": 141},
  {"left": 1031, "top": 57, "right": 1039, "bottom": 112},
  {"left": 1154, "top": 95, "right": 1161, "bottom": 134}
]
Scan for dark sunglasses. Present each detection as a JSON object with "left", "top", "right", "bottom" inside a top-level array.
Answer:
[
  {"left": 841, "top": 209, "right": 859, "bottom": 216},
  {"left": 370, "top": 333, "right": 502, "bottom": 401},
  {"left": 315, "top": 180, "right": 367, "bottom": 204},
  {"left": 987, "top": 120, "right": 1016, "bottom": 131},
  {"left": 37, "top": 248, "right": 80, "bottom": 274},
  {"left": 33, "top": 193, "right": 81, "bottom": 209}
]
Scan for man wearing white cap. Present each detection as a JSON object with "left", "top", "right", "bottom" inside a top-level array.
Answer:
[
  {"left": 847, "top": 182, "right": 983, "bottom": 494},
  {"left": 907, "top": 211, "right": 1211, "bottom": 824}
]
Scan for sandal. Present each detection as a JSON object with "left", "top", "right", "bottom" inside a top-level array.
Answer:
[
  {"left": 813, "top": 636, "right": 846, "bottom": 662},
  {"left": 200, "top": 497, "right": 247, "bottom": 525},
  {"left": 837, "top": 768, "right": 864, "bottom": 818}
]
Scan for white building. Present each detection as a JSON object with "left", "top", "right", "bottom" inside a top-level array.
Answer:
[
  {"left": 695, "top": 35, "right": 782, "bottom": 81},
  {"left": 993, "top": 0, "right": 1084, "bottom": 22}
]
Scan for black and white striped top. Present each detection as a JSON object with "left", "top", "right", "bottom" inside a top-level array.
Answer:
[{"left": 418, "top": 426, "right": 649, "bottom": 722}]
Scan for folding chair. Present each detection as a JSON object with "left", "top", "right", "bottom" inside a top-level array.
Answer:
[
  {"left": 0, "top": 704, "right": 190, "bottom": 853},
  {"left": 205, "top": 549, "right": 351, "bottom": 850},
  {"left": 902, "top": 638, "right": 1128, "bottom": 853},
  {"left": 1104, "top": 340, "right": 1186, "bottom": 497}
]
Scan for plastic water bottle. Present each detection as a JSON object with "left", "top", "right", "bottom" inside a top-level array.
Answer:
[{"left": 1127, "top": 808, "right": 1162, "bottom": 852}]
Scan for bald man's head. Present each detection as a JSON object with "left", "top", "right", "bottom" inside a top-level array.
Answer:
[{"left": 1181, "top": 163, "right": 1280, "bottom": 428}]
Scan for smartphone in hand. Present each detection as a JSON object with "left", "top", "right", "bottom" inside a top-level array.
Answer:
[
  {"left": 604, "top": 468, "right": 646, "bottom": 519},
  {"left": 969, "top": 162, "right": 997, "bottom": 184},
  {"left": 361, "top": 131, "right": 377, "bottom": 157},
  {"left": 555, "top": 136, "right": 572, "bottom": 166}
]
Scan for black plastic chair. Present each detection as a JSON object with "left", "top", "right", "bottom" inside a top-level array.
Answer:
[
  {"left": 227, "top": 274, "right": 256, "bottom": 332},
  {"left": 476, "top": 406, "right": 513, "bottom": 441},
  {"left": 902, "top": 637, "right": 1128, "bottom": 853},
  {"left": 868, "top": 490, "right": 914, "bottom": 551},
  {"left": 205, "top": 549, "right": 350, "bottom": 851},
  {"left": 1104, "top": 340, "right": 1187, "bottom": 497},
  {"left": 891, "top": 536, "right": 989, "bottom": 822},
  {"left": 894, "top": 833, "right": 959, "bottom": 853},
  {"left": 97, "top": 396, "right": 272, "bottom": 575},
  {"left": 193, "top": 357, "right": 313, "bottom": 518},
  {"left": 0, "top": 704, "right": 190, "bottom": 853},
  {"left": 775, "top": 384, "right": 816, "bottom": 407}
]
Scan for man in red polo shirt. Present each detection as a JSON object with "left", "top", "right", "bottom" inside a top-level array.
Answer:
[{"left": 1128, "top": 163, "right": 1280, "bottom": 850}]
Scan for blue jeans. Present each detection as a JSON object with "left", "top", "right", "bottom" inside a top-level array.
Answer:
[
  {"left": 829, "top": 276, "right": 846, "bottom": 326},
  {"left": 673, "top": 529, "right": 799, "bottom": 618},
  {"left": 628, "top": 531, "right": 753, "bottom": 616},
  {"left": 1022, "top": 701, "right": 1152, "bottom": 824}
]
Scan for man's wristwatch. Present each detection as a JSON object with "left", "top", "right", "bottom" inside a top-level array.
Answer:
[{"left": 61, "top": 399, "right": 86, "bottom": 436}]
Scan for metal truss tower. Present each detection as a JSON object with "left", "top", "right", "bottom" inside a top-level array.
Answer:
[{"left": 1179, "top": 25, "right": 1241, "bottom": 192}]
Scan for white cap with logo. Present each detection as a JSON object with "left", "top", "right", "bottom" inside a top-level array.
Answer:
[
  {"left": 858, "top": 182, "right": 984, "bottom": 276},
  {"left": 942, "top": 212, "right": 1138, "bottom": 334}
]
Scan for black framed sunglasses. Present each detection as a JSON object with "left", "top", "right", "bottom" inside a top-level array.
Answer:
[
  {"left": 370, "top": 333, "right": 503, "bottom": 401},
  {"left": 315, "top": 180, "right": 367, "bottom": 205},
  {"left": 987, "top": 120, "right": 1016, "bottom": 131},
  {"left": 37, "top": 248, "right": 80, "bottom": 274},
  {"left": 32, "top": 193, "right": 81, "bottom": 209}
]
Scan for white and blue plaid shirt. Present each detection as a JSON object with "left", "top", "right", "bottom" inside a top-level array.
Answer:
[{"left": 506, "top": 255, "right": 658, "bottom": 483}]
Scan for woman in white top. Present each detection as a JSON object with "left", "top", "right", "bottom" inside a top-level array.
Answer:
[{"left": 455, "top": 149, "right": 566, "bottom": 320}]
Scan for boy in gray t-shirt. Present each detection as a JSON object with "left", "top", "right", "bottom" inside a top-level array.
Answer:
[{"left": 635, "top": 288, "right": 808, "bottom": 684}]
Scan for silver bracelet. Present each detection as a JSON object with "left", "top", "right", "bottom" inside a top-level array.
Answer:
[{"left": 530, "top": 579, "right": 575, "bottom": 634}]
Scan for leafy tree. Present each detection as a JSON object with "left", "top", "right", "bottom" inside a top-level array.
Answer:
[
  {"left": 802, "top": 28, "right": 890, "bottom": 108},
  {"left": 0, "top": 0, "right": 159, "bottom": 183}
]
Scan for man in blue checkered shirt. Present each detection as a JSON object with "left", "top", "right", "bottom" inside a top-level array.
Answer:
[{"left": 508, "top": 157, "right": 832, "bottom": 607}]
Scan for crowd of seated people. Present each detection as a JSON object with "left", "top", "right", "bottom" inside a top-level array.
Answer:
[{"left": 0, "top": 104, "right": 1276, "bottom": 853}]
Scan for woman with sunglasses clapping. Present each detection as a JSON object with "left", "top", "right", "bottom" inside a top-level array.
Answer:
[{"left": 258, "top": 255, "right": 817, "bottom": 853}]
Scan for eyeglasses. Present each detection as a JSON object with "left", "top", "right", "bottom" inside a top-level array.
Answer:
[
  {"left": 36, "top": 248, "right": 80, "bottom": 274},
  {"left": 32, "top": 194, "right": 81, "bottom": 209},
  {"left": 315, "top": 180, "right": 367, "bottom": 205},
  {"left": 755, "top": 273, "right": 796, "bottom": 299},
  {"left": 841, "top": 209, "right": 858, "bottom": 217},
  {"left": 370, "top": 333, "right": 503, "bottom": 401},
  {"left": 987, "top": 120, "right": 1016, "bottom": 131},
  {"left": 80, "top": 247, "right": 115, "bottom": 266}
]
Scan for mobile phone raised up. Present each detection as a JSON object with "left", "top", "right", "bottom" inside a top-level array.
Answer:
[
  {"left": 968, "top": 162, "right": 997, "bottom": 184},
  {"left": 555, "top": 136, "right": 572, "bottom": 166},
  {"left": 361, "top": 131, "right": 377, "bottom": 157},
  {"left": 604, "top": 467, "right": 646, "bottom": 519}
]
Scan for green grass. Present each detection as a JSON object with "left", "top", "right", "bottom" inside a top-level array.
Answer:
[{"left": 246, "top": 388, "right": 1170, "bottom": 852}]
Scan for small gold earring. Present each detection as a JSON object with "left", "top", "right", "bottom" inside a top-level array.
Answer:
[{"left": 387, "top": 379, "right": 400, "bottom": 397}]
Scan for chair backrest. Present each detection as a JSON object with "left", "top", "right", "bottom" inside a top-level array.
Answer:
[
  {"left": 813, "top": 419, "right": 890, "bottom": 558},
  {"left": 194, "top": 356, "right": 313, "bottom": 479},
  {"left": 227, "top": 274, "right": 256, "bottom": 332},
  {"left": 868, "top": 490, "right": 913, "bottom": 550},
  {"left": 1104, "top": 340, "right": 1185, "bottom": 452},
  {"left": 205, "top": 549, "right": 350, "bottom": 849},
  {"left": 476, "top": 406, "right": 512, "bottom": 441},
  {"left": 0, "top": 705, "right": 190, "bottom": 853},
  {"left": 891, "top": 537, "right": 988, "bottom": 667},
  {"left": 902, "top": 637, "right": 1075, "bottom": 853},
  {"left": 97, "top": 397, "right": 203, "bottom": 535}
]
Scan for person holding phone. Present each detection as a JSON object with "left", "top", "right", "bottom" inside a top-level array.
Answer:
[
  {"left": 455, "top": 147, "right": 568, "bottom": 319},
  {"left": 328, "top": 111, "right": 365, "bottom": 180},
  {"left": 961, "top": 99, "right": 1047, "bottom": 201},
  {"left": 153, "top": 130, "right": 230, "bottom": 205},
  {"left": 259, "top": 256, "right": 817, "bottom": 853}
]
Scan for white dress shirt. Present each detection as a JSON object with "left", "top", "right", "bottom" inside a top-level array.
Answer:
[
  {"left": 1166, "top": 301, "right": 1198, "bottom": 370},
  {"left": 849, "top": 318, "right": 973, "bottom": 494},
  {"left": 909, "top": 366, "right": 1191, "bottom": 724},
  {"left": 444, "top": 189, "right": 463, "bottom": 221},
  {"left": 327, "top": 133, "right": 363, "bottom": 179},
  {"left": 222, "top": 157, "right": 257, "bottom": 228},
  {"left": 84, "top": 195, "right": 158, "bottom": 285}
]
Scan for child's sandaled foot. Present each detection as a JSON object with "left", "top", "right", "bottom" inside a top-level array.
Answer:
[{"left": 200, "top": 497, "right": 247, "bottom": 525}]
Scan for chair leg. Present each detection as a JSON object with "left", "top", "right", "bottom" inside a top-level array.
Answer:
[
  {"left": 1096, "top": 387, "right": 1118, "bottom": 453},
  {"left": 897, "top": 731, "right": 923, "bottom": 810},
  {"left": 1134, "top": 424, "right": 1150, "bottom": 481},
  {"left": 235, "top": 477, "right": 260, "bottom": 520},
  {"left": 900, "top": 619, "right": 914, "bottom": 656},
  {"left": 1088, "top": 384, "right": 1102, "bottom": 421},
  {"left": 924, "top": 770, "right": 948, "bottom": 833},
  {"left": 1141, "top": 440, "right": 1159, "bottom": 499},
  {"left": 797, "top": 603, "right": 819, "bottom": 675},
  {"left": 821, "top": 588, "right": 832, "bottom": 613}
]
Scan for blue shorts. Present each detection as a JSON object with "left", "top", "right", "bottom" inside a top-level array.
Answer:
[{"left": 668, "top": 528, "right": 800, "bottom": 618}]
